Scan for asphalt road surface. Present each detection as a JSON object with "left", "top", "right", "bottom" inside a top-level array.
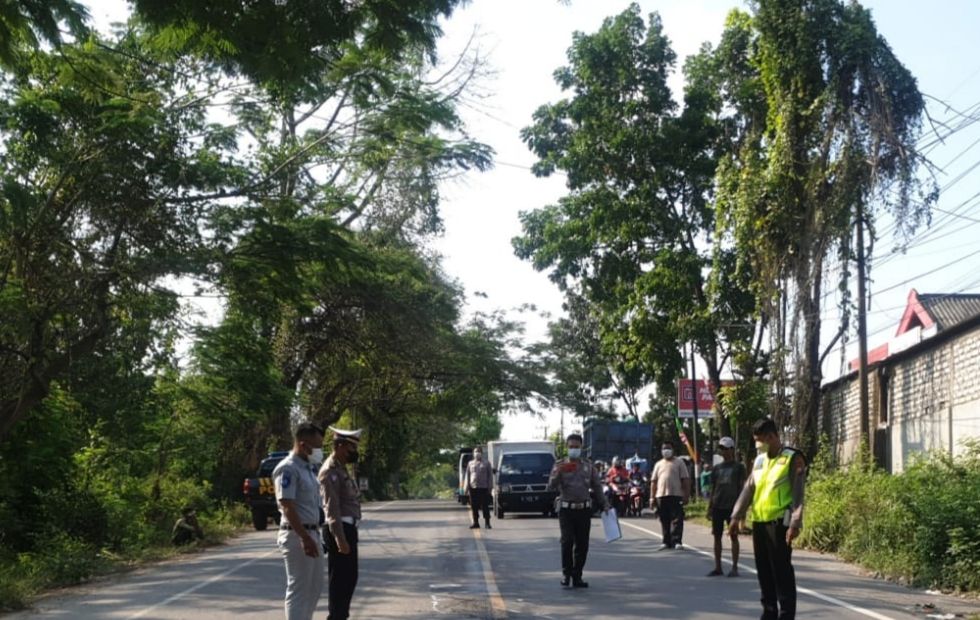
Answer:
[{"left": 6, "top": 500, "right": 978, "bottom": 619}]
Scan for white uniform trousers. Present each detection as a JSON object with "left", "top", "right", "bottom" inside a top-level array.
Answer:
[{"left": 277, "top": 528, "right": 325, "bottom": 620}]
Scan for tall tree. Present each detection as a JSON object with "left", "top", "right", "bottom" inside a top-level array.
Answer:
[
  {"left": 514, "top": 5, "right": 757, "bottom": 432},
  {"left": 712, "top": 1, "right": 934, "bottom": 449}
]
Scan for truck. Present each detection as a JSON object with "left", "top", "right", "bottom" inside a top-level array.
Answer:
[
  {"left": 456, "top": 447, "right": 474, "bottom": 504},
  {"left": 242, "top": 450, "right": 289, "bottom": 530},
  {"left": 583, "top": 418, "right": 655, "bottom": 473},
  {"left": 487, "top": 440, "right": 557, "bottom": 519}
]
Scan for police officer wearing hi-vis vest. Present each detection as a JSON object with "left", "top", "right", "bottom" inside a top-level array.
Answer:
[
  {"left": 547, "top": 432, "right": 609, "bottom": 588},
  {"left": 730, "top": 418, "right": 807, "bottom": 620},
  {"left": 273, "top": 422, "right": 326, "bottom": 620}
]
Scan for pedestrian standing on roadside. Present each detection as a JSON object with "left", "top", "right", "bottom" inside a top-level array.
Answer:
[
  {"left": 274, "top": 422, "right": 325, "bottom": 620},
  {"left": 649, "top": 441, "right": 690, "bottom": 550},
  {"left": 706, "top": 436, "right": 746, "bottom": 577},
  {"left": 466, "top": 447, "right": 493, "bottom": 529},
  {"left": 320, "top": 427, "right": 364, "bottom": 620},
  {"left": 547, "top": 432, "right": 609, "bottom": 588},
  {"left": 730, "top": 418, "right": 807, "bottom": 620}
]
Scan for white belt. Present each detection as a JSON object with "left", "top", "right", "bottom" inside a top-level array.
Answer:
[{"left": 341, "top": 516, "right": 359, "bottom": 526}]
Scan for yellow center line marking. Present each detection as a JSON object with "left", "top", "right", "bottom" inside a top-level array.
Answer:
[{"left": 472, "top": 525, "right": 508, "bottom": 618}]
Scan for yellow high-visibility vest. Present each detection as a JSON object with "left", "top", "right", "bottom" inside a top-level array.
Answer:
[{"left": 749, "top": 448, "right": 797, "bottom": 523}]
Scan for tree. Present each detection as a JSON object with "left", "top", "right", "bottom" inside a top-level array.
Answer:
[
  {"left": 0, "top": 0, "right": 89, "bottom": 67},
  {"left": 0, "top": 32, "right": 240, "bottom": 441},
  {"left": 514, "top": 5, "right": 757, "bottom": 433},
  {"left": 712, "top": 1, "right": 934, "bottom": 449}
]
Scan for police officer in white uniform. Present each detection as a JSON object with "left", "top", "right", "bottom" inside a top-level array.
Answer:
[{"left": 274, "top": 422, "right": 326, "bottom": 620}]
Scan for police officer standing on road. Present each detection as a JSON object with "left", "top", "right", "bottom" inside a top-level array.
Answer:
[
  {"left": 547, "top": 433, "right": 608, "bottom": 588},
  {"left": 274, "top": 422, "right": 325, "bottom": 620},
  {"left": 730, "top": 418, "right": 807, "bottom": 620},
  {"left": 319, "top": 427, "right": 363, "bottom": 620},
  {"left": 466, "top": 447, "right": 493, "bottom": 529}
]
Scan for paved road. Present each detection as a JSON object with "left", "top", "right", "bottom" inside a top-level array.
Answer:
[{"left": 6, "top": 500, "right": 977, "bottom": 619}]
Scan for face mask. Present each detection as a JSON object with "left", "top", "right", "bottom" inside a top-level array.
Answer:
[
  {"left": 567, "top": 447, "right": 582, "bottom": 459},
  {"left": 310, "top": 448, "right": 324, "bottom": 464},
  {"left": 755, "top": 441, "right": 768, "bottom": 453},
  {"left": 474, "top": 453, "right": 483, "bottom": 460},
  {"left": 347, "top": 449, "right": 360, "bottom": 464},
  {"left": 661, "top": 449, "right": 673, "bottom": 458}
]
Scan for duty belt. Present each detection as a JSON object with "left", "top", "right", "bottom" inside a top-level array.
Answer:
[
  {"left": 341, "top": 516, "right": 359, "bottom": 526},
  {"left": 560, "top": 500, "right": 591, "bottom": 510},
  {"left": 280, "top": 523, "right": 319, "bottom": 531}
]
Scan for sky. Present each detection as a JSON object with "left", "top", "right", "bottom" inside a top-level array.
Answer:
[{"left": 85, "top": 1, "right": 980, "bottom": 442}]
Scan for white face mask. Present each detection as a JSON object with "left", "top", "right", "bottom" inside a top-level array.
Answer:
[
  {"left": 310, "top": 448, "right": 324, "bottom": 464},
  {"left": 567, "top": 447, "right": 582, "bottom": 459},
  {"left": 661, "top": 449, "right": 673, "bottom": 459},
  {"left": 755, "top": 441, "right": 768, "bottom": 453}
]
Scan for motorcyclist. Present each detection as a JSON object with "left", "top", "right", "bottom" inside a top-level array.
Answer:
[
  {"left": 605, "top": 457, "right": 630, "bottom": 513},
  {"left": 627, "top": 462, "right": 648, "bottom": 515}
]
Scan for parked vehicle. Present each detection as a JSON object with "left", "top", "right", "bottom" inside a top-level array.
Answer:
[
  {"left": 242, "top": 450, "right": 289, "bottom": 530},
  {"left": 486, "top": 440, "right": 557, "bottom": 519}
]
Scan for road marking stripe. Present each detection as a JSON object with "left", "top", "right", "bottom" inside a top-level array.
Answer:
[
  {"left": 619, "top": 521, "right": 897, "bottom": 620},
  {"left": 128, "top": 550, "right": 276, "bottom": 619},
  {"left": 472, "top": 527, "right": 508, "bottom": 619}
]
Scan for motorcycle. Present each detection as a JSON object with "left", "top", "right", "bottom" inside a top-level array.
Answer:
[
  {"left": 627, "top": 478, "right": 645, "bottom": 517},
  {"left": 606, "top": 476, "right": 630, "bottom": 516}
]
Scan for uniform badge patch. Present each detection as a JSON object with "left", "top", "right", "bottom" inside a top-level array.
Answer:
[{"left": 281, "top": 470, "right": 292, "bottom": 489}]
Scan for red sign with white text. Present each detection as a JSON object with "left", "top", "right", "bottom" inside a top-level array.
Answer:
[{"left": 677, "top": 379, "right": 734, "bottom": 418}]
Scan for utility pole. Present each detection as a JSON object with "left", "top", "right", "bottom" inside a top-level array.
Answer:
[
  {"left": 690, "top": 345, "right": 700, "bottom": 497},
  {"left": 856, "top": 204, "right": 871, "bottom": 449}
]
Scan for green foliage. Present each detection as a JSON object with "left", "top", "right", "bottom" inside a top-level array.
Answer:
[
  {"left": 0, "top": 1, "right": 89, "bottom": 68},
  {"left": 801, "top": 443, "right": 980, "bottom": 591},
  {"left": 403, "top": 462, "right": 456, "bottom": 500},
  {"left": 514, "top": 4, "right": 757, "bottom": 428}
]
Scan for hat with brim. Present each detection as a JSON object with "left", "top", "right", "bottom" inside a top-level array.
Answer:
[
  {"left": 330, "top": 427, "right": 362, "bottom": 445},
  {"left": 718, "top": 436, "right": 735, "bottom": 449}
]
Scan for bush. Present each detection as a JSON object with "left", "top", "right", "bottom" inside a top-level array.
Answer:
[{"left": 800, "top": 441, "right": 980, "bottom": 592}]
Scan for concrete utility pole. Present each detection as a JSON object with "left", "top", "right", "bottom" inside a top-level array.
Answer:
[
  {"left": 856, "top": 206, "right": 871, "bottom": 448},
  {"left": 690, "top": 345, "right": 700, "bottom": 497}
]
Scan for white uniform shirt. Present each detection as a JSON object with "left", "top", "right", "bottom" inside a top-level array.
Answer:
[{"left": 273, "top": 452, "right": 322, "bottom": 526}]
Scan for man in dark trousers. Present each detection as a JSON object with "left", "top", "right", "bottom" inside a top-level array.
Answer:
[
  {"left": 466, "top": 446, "right": 493, "bottom": 529},
  {"left": 706, "top": 436, "right": 746, "bottom": 577},
  {"left": 730, "top": 418, "right": 807, "bottom": 620},
  {"left": 547, "top": 433, "right": 608, "bottom": 588},
  {"left": 650, "top": 440, "right": 690, "bottom": 550},
  {"left": 319, "top": 427, "right": 363, "bottom": 620}
]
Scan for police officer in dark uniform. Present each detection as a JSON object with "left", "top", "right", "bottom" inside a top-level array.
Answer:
[
  {"left": 547, "top": 432, "right": 609, "bottom": 588},
  {"left": 319, "top": 427, "right": 363, "bottom": 620}
]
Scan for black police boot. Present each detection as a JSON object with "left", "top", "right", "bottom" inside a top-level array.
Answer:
[
  {"left": 560, "top": 575, "right": 571, "bottom": 587},
  {"left": 469, "top": 523, "right": 479, "bottom": 529},
  {"left": 572, "top": 576, "right": 589, "bottom": 588},
  {"left": 484, "top": 520, "right": 492, "bottom": 529}
]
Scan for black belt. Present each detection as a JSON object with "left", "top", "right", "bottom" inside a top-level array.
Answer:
[
  {"left": 280, "top": 523, "right": 319, "bottom": 531},
  {"left": 560, "top": 500, "right": 591, "bottom": 510}
]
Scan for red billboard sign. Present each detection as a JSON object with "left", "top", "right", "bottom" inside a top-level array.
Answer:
[{"left": 677, "top": 379, "right": 734, "bottom": 418}]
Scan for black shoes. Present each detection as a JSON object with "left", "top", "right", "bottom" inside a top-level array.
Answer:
[
  {"left": 572, "top": 577, "right": 588, "bottom": 588},
  {"left": 469, "top": 523, "right": 479, "bottom": 529},
  {"left": 560, "top": 575, "right": 571, "bottom": 587},
  {"left": 484, "top": 522, "right": 492, "bottom": 529}
]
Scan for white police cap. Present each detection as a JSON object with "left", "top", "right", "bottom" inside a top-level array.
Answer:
[{"left": 330, "top": 427, "right": 362, "bottom": 444}]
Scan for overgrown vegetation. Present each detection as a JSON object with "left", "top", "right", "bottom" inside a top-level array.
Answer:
[{"left": 801, "top": 441, "right": 980, "bottom": 592}]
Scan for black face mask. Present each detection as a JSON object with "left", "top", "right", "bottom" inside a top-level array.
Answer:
[{"left": 347, "top": 449, "right": 360, "bottom": 464}]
